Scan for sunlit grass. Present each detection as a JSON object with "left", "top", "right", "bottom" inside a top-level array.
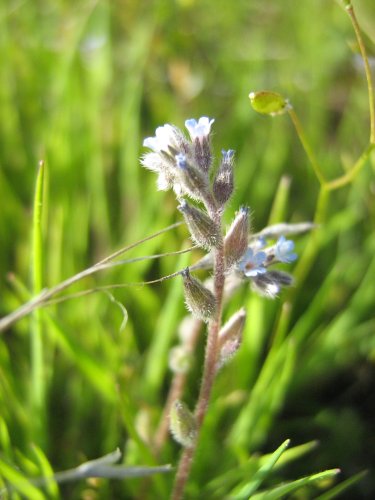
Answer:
[{"left": 0, "top": 0, "right": 374, "bottom": 498}]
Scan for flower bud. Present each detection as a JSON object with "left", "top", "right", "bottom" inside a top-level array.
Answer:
[
  {"left": 213, "top": 150, "right": 235, "bottom": 206},
  {"left": 178, "top": 200, "right": 221, "bottom": 250},
  {"left": 181, "top": 268, "right": 216, "bottom": 322},
  {"left": 185, "top": 117, "right": 215, "bottom": 172},
  {"left": 249, "top": 91, "right": 290, "bottom": 116},
  {"left": 216, "top": 337, "right": 242, "bottom": 372},
  {"left": 169, "top": 400, "right": 197, "bottom": 448},
  {"left": 169, "top": 345, "right": 193, "bottom": 374},
  {"left": 193, "top": 137, "right": 212, "bottom": 172},
  {"left": 224, "top": 207, "right": 250, "bottom": 269},
  {"left": 216, "top": 308, "right": 245, "bottom": 371},
  {"left": 178, "top": 315, "right": 201, "bottom": 344},
  {"left": 176, "top": 153, "right": 209, "bottom": 201},
  {"left": 218, "top": 308, "right": 246, "bottom": 348},
  {"left": 255, "top": 221, "right": 316, "bottom": 239}
]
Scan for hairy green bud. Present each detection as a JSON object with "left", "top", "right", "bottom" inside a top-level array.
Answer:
[
  {"left": 178, "top": 200, "right": 221, "bottom": 250},
  {"left": 169, "top": 400, "right": 197, "bottom": 448},
  {"left": 181, "top": 268, "right": 216, "bottom": 322},
  {"left": 169, "top": 345, "right": 193, "bottom": 374}
]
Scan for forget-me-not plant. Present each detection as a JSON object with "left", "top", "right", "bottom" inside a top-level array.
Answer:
[{"left": 141, "top": 116, "right": 311, "bottom": 500}]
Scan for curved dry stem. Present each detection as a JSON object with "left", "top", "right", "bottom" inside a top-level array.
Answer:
[
  {"left": 0, "top": 222, "right": 183, "bottom": 333},
  {"left": 345, "top": 4, "right": 375, "bottom": 144}
]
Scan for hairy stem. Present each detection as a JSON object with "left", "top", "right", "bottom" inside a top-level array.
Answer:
[
  {"left": 154, "top": 318, "right": 202, "bottom": 454},
  {"left": 171, "top": 209, "right": 225, "bottom": 500}
]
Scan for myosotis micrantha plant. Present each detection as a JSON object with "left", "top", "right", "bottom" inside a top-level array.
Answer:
[
  {"left": 0, "top": 1, "right": 374, "bottom": 498},
  {"left": 141, "top": 116, "right": 310, "bottom": 499}
]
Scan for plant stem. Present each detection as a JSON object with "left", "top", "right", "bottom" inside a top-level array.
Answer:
[
  {"left": 287, "top": 107, "right": 326, "bottom": 185},
  {"left": 345, "top": 4, "right": 375, "bottom": 144},
  {"left": 171, "top": 210, "right": 226, "bottom": 500},
  {"left": 154, "top": 318, "right": 202, "bottom": 454},
  {"left": 326, "top": 143, "right": 375, "bottom": 191}
]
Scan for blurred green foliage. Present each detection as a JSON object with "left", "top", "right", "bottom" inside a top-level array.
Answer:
[{"left": 0, "top": 0, "right": 374, "bottom": 498}]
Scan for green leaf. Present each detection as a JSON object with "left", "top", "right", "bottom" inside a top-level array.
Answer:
[
  {"left": 229, "top": 340, "right": 296, "bottom": 450},
  {"left": 229, "top": 439, "right": 290, "bottom": 499},
  {"left": 30, "top": 445, "right": 59, "bottom": 499},
  {"left": 251, "top": 469, "right": 340, "bottom": 500},
  {"left": 0, "top": 460, "right": 45, "bottom": 500},
  {"left": 315, "top": 470, "right": 367, "bottom": 500}
]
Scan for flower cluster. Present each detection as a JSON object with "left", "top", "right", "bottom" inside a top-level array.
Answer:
[
  {"left": 142, "top": 117, "right": 216, "bottom": 202},
  {"left": 142, "top": 117, "right": 301, "bottom": 301},
  {"left": 236, "top": 234, "right": 298, "bottom": 298}
]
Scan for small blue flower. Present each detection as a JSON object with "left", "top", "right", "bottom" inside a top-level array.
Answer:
[
  {"left": 275, "top": 236, "right": 297, "bottom": 263},
  {"left": 253, "top": 236, "right": 267, "bottom": 250},
  {"left": 185, "top": 117, "right": 214, "bottom": 141},
  {"left": 143, "top": 124, "right": 177, "bottom": 152},
  {"left": 237, "top": 248, "right": 267, "bottom": 277},
  {"left": 221, "top": 149, "right": 235, "bottom": 162}
]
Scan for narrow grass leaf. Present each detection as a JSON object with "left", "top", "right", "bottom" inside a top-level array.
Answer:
[
  {"left": 229, "top": 439, "right": 290, "bottom": 499},
  {"left": 0, "top": 460, "right": 45, "bottom": 500},
  {"left": 314, "top": 470, "right": 367, "bottom": 500},
  {"left": 206, "top": 441, "right": 317, "bottom": 496},
  {"left": 229, "top": 340, "right": 296, "bottom": 450},
  {"left": 30, "top": 160, "right": 47, "bottom": 445},
  {"left": 260, "top": 440, "right": 318, "bottom": 468},
  {"left": 267, "top": 176, "right": 291, "bottom": 225},
  {"left": 30, "top": 445, "right": 59, "bottom": 499},
  {"left": 250, "top": 469, "right": 340, "bottom": 500}
]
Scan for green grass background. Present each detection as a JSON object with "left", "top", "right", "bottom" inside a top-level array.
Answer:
[{"left": 0, "top": 0, "right": 375, "bottom": 498}]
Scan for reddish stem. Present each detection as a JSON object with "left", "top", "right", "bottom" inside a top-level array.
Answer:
[{"left": 171, "top": 227, "right": 226, "bottom": 499}]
